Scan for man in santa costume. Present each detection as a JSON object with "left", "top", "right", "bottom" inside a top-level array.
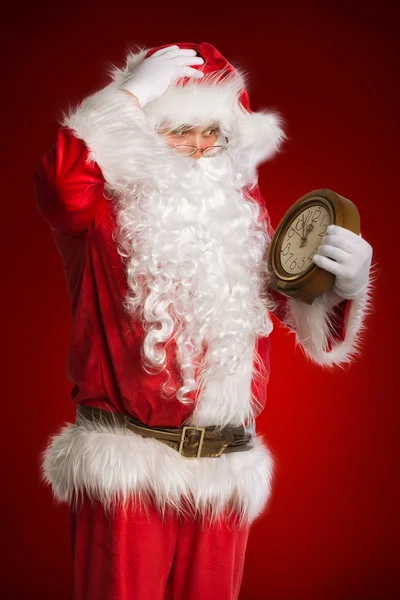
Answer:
[{"left": 34, "top": 42, "right": 373, "bottom": 600}]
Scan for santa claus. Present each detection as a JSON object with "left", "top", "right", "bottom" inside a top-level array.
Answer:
[{"left": 34, "top": 42, "right": 373, "bottom": 600}]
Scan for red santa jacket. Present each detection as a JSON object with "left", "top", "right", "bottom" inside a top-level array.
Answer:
[
  {"left": 34, "top": 126, "right": 354, "bottom": 428},
  {"left": 35, "top": 114, "right": 370, "bottom": 523}
]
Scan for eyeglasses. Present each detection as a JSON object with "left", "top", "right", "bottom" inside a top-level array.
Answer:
[{"left": 171, "top": 137, "right": 229, "bottom": 158}]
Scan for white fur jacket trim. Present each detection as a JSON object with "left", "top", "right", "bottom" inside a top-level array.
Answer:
[
  {"left": 283, "top": 277, "right": 374, "bottom": 367},
  {"left": 41, "top": 417, "right": 274, "bottom": 526}
]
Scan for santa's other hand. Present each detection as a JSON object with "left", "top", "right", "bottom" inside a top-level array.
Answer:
[{"left": 312, "top": 224, "right": 373, "bottom": 299}]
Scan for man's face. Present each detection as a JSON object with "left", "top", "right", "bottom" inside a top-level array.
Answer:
[{"left": 158, "top": 122, "right": 221, "bottom": 159}]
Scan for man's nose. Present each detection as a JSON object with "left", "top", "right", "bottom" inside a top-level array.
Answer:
[
  {"left": 190, "top": 134, "right": 208, "bottom": 158},
  {"left": 197, "top": 135, "right": 209, "bottom": 149}
]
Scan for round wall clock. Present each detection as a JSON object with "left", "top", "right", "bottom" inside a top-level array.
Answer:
[{"left": 267, "top": 189, "right": 360, "bottom": 304}]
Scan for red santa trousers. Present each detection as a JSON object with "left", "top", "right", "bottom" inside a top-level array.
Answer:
[{"left": 69, "top": 494, "right": 251, "bottom": 600}]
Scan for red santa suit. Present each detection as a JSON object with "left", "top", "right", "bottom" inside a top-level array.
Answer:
[{"left": 34, "top": 42, "right": 372, "bottom": 600}]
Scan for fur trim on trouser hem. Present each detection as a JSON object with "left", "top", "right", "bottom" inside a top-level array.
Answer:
[{"left": 40, "top": 417, "right": 275, "bottom": 526}]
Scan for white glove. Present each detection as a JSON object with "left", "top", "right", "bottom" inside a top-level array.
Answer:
[
  {"left": 312, "top": 224, "right": 373, "bottom": 299},
  {"left": 120, "top": 45, "right": 204, "bottom": 108}
]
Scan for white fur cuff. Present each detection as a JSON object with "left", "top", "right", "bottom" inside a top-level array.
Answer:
[
  {"left": 282, "top": 276, "right": 374, "bottom": 367},
  {"left": 61, "top": 82, "right": 169, "bottom": 191}
]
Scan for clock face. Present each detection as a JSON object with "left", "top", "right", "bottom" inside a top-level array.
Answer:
[{"left": 279, "top": 204, "right": 331, "bottom": 275}]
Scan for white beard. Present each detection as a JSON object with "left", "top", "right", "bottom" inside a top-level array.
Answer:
[{"left": 112, "top": 149, "right": 274, "bottom": 426}]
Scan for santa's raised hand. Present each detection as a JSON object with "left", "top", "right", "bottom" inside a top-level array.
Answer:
[
  {"left": 120, "top": 46, "right": 204, "bottom": 108},
  {"left": 312, "top": 225, "right": 373, "bottom": 299}
]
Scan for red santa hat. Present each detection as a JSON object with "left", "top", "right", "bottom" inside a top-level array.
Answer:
[{"left": 113, "top": 41, "right": 286, "bottom": 167}]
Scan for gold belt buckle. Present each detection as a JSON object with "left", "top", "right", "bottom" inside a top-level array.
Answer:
[{"left": 178, "top": 426, "right": 206, "bottom": 459}]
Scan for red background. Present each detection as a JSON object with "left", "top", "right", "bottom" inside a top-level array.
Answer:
[{"left": 1, "top": 1, "right": 398, "bottom": 598}]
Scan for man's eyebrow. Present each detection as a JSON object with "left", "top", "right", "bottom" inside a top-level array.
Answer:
[
  {"left": 203, "top": 122, "right": 219, "bottom": 131},
  {"left": 174, "top": 124, "right": 192, "bottom": 132}
]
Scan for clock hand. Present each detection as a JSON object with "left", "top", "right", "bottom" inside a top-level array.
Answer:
[
  {"left": 301, "top": 218, "right": 306, "bottom": 241},
  {"left": 300, "top": 223, "right": 314, "bottom": 248},
  {"left": 290, "top": 228, "right": 303, "bottom": 239},
  {"left": 303, "top": 224, "right": 314, "bottom": 240}
]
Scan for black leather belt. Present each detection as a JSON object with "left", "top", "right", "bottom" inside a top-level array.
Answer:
[{"left": 75, "top": 405, "right": 254, "bottom": 459}]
